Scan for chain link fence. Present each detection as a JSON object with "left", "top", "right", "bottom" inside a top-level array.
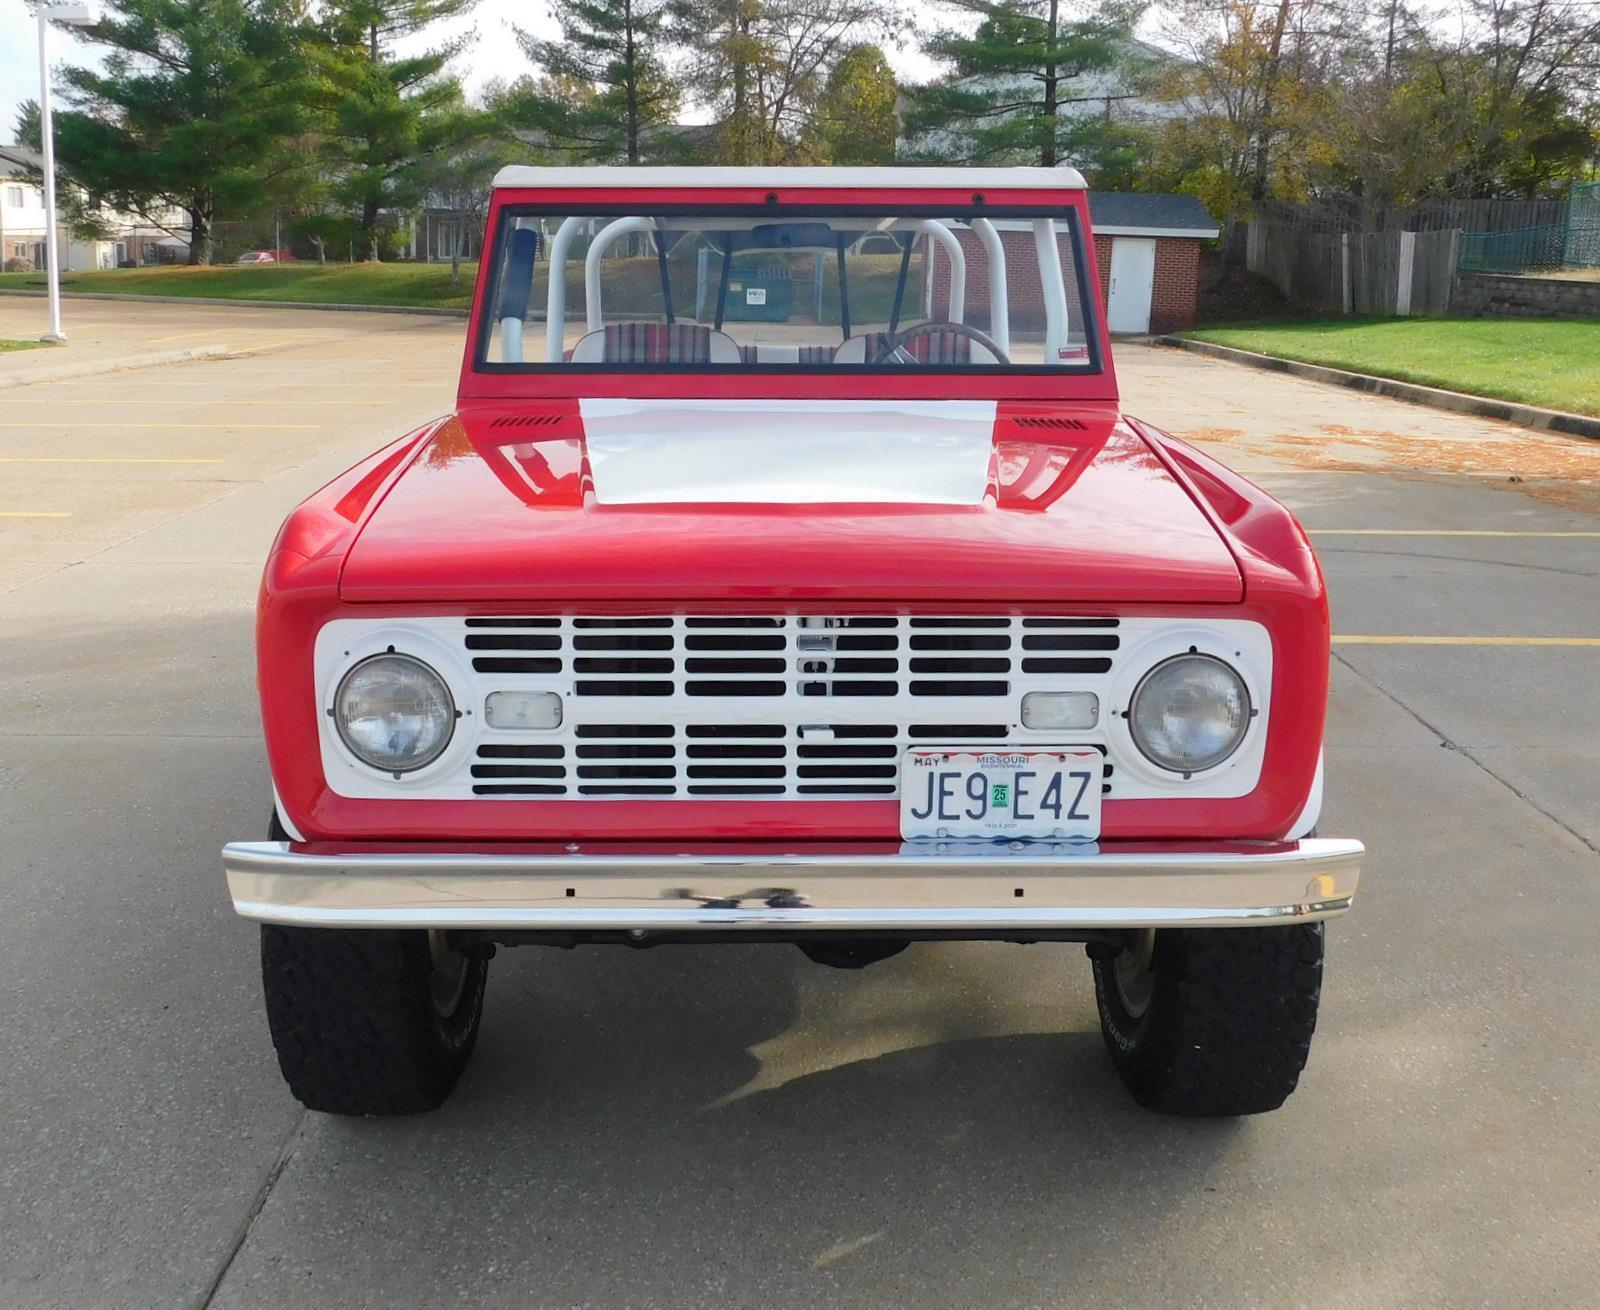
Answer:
[{"left": 1457, "top": 184, "right": 1600, "bottom": 276}]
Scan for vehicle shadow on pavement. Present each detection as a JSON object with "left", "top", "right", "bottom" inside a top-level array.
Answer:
[{"left": 223, "top": 941, "right": 1244, "bottom": 1305}]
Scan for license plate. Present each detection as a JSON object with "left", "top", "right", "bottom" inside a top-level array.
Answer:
[{"left": 899, "top": 748, "right": 1102, "bottom": 842}]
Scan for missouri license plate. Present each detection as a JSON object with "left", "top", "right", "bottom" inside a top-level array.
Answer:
[{"left": 899, "top": 748, "right": 1102, "bottom": 842}]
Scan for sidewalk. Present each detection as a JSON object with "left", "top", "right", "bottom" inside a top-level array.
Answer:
[{"left": 0, "top": 296, "right": 464, "bottom": 389}]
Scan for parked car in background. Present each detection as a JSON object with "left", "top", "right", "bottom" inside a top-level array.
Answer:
[
  {"left": 235, "top": 249, "right": 296, "bottom": 264},
  {"left": 223, "top": 166, "right": 1363, "bottom": 1121}
]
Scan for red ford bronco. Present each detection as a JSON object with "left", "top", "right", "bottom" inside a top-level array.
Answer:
[{"left": 224, "top": 167, "right": 1363, "bottom": 1117}]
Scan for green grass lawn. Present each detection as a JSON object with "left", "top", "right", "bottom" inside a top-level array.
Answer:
[
  {"left": 0, "top": 261, "right": 479, "bottom": 309},
  {"left": 0, "top": 338, "right": 50, "bottom": 352},
  {"left": 1181, "top": 317, "right": 1600, "bottom": 418}
]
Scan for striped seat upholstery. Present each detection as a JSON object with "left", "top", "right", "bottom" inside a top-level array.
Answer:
[
  {"left": 603, "top": 322, "right": 716, "bottom": 363},
  {"left": 737, "top": 344, "right": 837, "bottom": 365},
  {"left": 876, "top": 330, "right": 972, "bottom": 364}
]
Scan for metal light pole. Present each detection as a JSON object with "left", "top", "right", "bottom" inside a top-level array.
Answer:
[{"left": 29, "top": 0, "right": 103, "bottom": 344}]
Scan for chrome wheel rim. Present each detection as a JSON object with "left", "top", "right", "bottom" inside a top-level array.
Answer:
[
  {"left": 427, "top": 930, "right": 470, "bottom": 1017},
  {"left": 1112, "top": 929, "right": 1158, "bottom": 1020}
]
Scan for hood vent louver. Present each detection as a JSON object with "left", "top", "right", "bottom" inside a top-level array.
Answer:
[{"left": 487, "top": 413, "right": 563, "bottom": 429}]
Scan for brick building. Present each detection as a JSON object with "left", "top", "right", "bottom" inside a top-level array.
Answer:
[{"left": 927, "top": 192, "right": 1219, "bottom": 338}]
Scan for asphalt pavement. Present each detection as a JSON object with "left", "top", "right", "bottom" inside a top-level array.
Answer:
[{"left": 2, "top": 300, "right": 1598, "bottom": 1308}]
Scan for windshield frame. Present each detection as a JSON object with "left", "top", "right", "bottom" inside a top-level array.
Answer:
[{"left": 470, "top": 200, "right": 1107, "bottom": 383}]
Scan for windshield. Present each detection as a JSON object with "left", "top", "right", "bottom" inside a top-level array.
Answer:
[{"left": 479, "top": 205, "right": 1101, "bottom": 373}]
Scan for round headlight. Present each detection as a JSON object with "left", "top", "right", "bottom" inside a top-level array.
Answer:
[
  {"left": 1128, "top": 653, "right": 1251, "bottom": 774},
  {"left": 334, "top": 653, "right": 455, "bottom": 773}
]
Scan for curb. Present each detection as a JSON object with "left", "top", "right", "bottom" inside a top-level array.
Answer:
[
  {"left": 0, "top": 288, "right": 469, "bottom": 318},
  {"left": 1159, "top": 335, "right": 1600, "bottom": 441},
  {"left": 0, "top": 344, "right": 234, "bottom": 390}
]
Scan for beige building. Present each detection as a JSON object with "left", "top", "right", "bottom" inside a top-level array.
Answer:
[{"left": 1, "top": 142, "right": 189, "bottom": 271}]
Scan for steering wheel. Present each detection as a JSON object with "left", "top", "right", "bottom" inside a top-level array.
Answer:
[{"left": 870, "top": 320, "right": 1012, "bottom": 366}]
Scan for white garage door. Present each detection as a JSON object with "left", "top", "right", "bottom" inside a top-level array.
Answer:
[{"left": 1107, "top": 238, "right": 1157, "bottom": 334}]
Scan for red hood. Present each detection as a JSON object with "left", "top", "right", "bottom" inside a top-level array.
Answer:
[{"left": 337, "top": 402, "right": 1243, "bottom": 605}]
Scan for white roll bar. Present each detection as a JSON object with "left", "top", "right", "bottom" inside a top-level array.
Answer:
[
  {"left": 898, "top": 219, "right": 964, "bottom": 324},
  {"left": 969, "top": 218, "right": 1008, "bottom": 355},
  {"left": 585, "top": 215, "right": 657, "bottom": 332},
  {"left": 1033, "top": 218, "right": 1070, "bottom": 362},
  {"left": 543, "top": 215, "right": 587, "bottom": 363}
]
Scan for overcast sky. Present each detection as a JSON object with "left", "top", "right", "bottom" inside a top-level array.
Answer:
[{"left": 0, "top": 0, "right": 947, "bottom": 146}]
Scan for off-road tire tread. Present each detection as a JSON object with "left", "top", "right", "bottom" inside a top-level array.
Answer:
[
  {"left": 261, "top": 925, "right": 486, "bottom": 1116},
  {"left": 1095, "top": 924, "right": 1323, "bottom": 1117}
]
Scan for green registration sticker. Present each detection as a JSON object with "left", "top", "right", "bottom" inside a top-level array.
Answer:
[{"left": 991, "top": 783, "right": 1010, "bottom": 808}]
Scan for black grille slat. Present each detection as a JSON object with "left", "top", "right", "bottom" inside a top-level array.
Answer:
[
  {"left": 574, "top": 680, "right": 674, "bottom": 696},
  {"left": 687, "top": 744, "right": 786, "bottom": 758},
  {"left": 833, "top": 634, "right": 898, "bottom": 651},
  {"left": 576, "top": 723, "right": 674, "bottom": 738},
  {"left": 574, "top": 634, "right": 673, "bottom": 652},
  {"left": 1020, "top": 657, "right": 1114, "bottom": 674},
  {"left": 909, "top": 657, "right": 1010, "bottom": 673},
  {"left": 685, "top": 658, "right": 787, "bottom": 673},
  {"left": 908, "top": 723, "right": 1008, "bottom": 737},
  {"left": 574, "top": 657, "right": 675, "bottom": 674},
  {"left": 685, "top": 680, "right": 785, "bottom": 697},
  {"left": 1021, "top": 634, "right": 1121, "bottom": 650},
  {"left": 472, "top": 657, "right": 563, "bottom": 674},
  {"left": 686, "top": 634, "right": 786, "bottom": 651},
  {"left": 687, "top": 724, "right": 786, "bottom": 738},
  {"left": 909, "top": 635, "right": 1010, "bottom": 651},
  {"left": 465, "top": 634, "right": 561, "bottom": 650},
  {"left": 471, "top": 764, "right": 565, "bottom": 779},
  {"left": 910, "top": 680, "right": 1011, "bottom": 697}
]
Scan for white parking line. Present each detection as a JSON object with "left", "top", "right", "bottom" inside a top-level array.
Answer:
[
  {"left": 1335, "top": 635, "right": 1600, "bottom": 646},
  {"left": 0, "top": 457, "right": 225, "bottom": 464},
  {"left": 1312, "top": 530, "right": 1600, "bottom": 538}
]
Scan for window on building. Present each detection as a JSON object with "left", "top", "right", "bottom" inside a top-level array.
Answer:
[{"left": 4, "top": 185, "right": 26, "bottom": 208}]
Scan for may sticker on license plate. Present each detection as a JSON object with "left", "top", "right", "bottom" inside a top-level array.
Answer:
[{"left": 899, "top": 748, "right": 1102, "bottom": 842}]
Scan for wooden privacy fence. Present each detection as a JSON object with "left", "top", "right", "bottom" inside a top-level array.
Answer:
[{"left": 1246, "top": 221, "right": 1460, "bottom": 315}]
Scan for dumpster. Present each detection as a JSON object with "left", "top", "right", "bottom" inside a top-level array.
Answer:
[{"left": 723, "top": 263, "right": 794, "bottom": 322}]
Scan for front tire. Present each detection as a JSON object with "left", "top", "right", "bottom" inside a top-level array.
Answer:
[
  {"left": 1092, "top": 924, "right": 1324, "bottom": 1116},
  {"left": 261, "top": 924, "right": 488, "bottom": 1115}
]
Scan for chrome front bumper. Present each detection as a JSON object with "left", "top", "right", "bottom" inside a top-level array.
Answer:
[{"left": 223, "top": 838, "right": 1363, "bottom": 932}]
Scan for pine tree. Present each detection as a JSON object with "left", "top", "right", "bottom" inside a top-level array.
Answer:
[
  {"left": 512, "top": 0, "right": 680, "bottom": 165},
  {"left": 901, "top": 0, "right": 1143, "bottom": 172},
  {"left": 318, "top": 0, "right": 484, "bottom": 259},
  {"left": 43, "top": 0, "right": 320, "bottom": 264}
]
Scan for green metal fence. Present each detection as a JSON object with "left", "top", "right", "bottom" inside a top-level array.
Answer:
[{"left": 1458, "top": 184, "right": 1600, "bottom": 273}]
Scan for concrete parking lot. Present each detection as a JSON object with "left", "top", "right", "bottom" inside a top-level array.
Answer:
[{"left": 2, "top": 299, "right": 1598, "bottom": 1308}]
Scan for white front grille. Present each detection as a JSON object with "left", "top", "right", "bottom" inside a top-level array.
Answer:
[{"left": 313, "top": 614, "right": 1273, "bottom": 802}]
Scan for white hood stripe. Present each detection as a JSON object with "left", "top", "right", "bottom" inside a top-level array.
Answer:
[{"left": 578, "top": 399, "right": 998, "bottom": 506}]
